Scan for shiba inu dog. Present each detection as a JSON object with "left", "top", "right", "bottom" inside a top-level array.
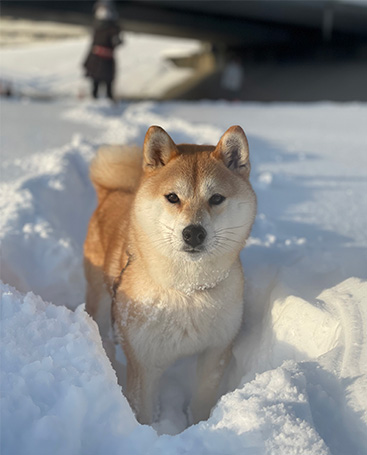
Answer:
[{"left": 84, "top": 125, "right": 256, "bottom": 425}]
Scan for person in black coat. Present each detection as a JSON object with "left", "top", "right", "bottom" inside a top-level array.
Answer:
[{"left": 83, "top": 1, "right": 122, "bottom": 100}]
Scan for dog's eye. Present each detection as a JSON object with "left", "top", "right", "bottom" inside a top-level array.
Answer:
[
  {"left": 165, "top": 193, "right": 180, "bottom": 204},
  {"left": 209, "top": 194, "right": 226, "bottom": 206}
]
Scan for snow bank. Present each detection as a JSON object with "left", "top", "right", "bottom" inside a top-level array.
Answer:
[
  {"left": 0, "top": 283, "right": 332, "bottom": 455},
  {"left": 233, "top": 273, "right": 367, "bottom": 454},
  {"left": 0, "top": 137, "right": 96, "bottom": 308},
  {"left": 4, "top": 277, "right": 364, "bottom": 454},
  {"left": 1, "top": 100, "right": 367, "bottom": 454},
  {"left": 0, "top": 283, "right": 146, "bottom": 455}
]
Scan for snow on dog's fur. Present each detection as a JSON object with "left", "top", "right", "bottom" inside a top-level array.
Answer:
[{"left": 84, "top": 125, "right": 256, "bottom": 424}]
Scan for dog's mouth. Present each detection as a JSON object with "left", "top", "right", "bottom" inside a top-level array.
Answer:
[{"left": 182, "top": 246, "right": 204, "bottom": 254}]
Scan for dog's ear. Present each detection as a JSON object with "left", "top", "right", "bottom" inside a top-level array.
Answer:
[
  {"left": 143, "top": 126, "right": 178, "bottom": 171},
  {"left": 212, "top": 126, "right": 250, "bottom": 176}
]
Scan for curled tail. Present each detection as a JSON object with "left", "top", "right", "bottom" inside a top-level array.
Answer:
[{"left": 90, "top": 144, "right": 142, "bottom": 201}]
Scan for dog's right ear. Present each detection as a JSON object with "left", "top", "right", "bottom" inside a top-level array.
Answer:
[{"left": 143, "top": 126, "right": 178, "bottom": 171}]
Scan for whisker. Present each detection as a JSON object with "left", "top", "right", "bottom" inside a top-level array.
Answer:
[
  {"left": 150, "top": 236, "right": 174, "bottom": 247},
  {"left": 216, "top": 231, "right": 238, "bottom": 236},
  {"left": 216, "top": 224, "right": 247, "bottom": 232},
  {"left": 159, "top": 221, "right": 174, "bottom": 232},
  {"left": 214, "top": 236, "right": 242, "bottom": 245},
  {"left": 237, "top": 201, "right": 252, "bottom": 206}
]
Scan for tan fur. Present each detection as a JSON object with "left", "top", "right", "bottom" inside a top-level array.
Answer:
[{"left": 84, "top": 125, "right": 257, "bottom": 424}]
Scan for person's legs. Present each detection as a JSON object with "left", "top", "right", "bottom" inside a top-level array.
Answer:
[
  {"left": 106, "top": 81, "right": 114, "bottom": 100},
  {"left": 92, "top": 80, "right": 99, "bottom": 99}
]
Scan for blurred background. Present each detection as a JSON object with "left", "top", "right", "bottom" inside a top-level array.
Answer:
[
  {"left": 1, "top": 0, "right": 367, "bottom": 102},
  {"left": 2, "top": 4, "right": 367, "bottom": 450}
]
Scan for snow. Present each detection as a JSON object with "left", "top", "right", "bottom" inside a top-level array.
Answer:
[
  {"left": 0, "top": 283, "right": 143, "bottom": 455},
  {"left": 1, "top": 33, "right": 367, "bottom": 455}
]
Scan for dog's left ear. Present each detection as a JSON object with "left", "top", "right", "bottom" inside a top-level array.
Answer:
[
  {"left": 143, "top": 126, "right": 178, "bottom": 171},
  {"left": 212, "top": 126, "right": 250, "bottom": 176}
]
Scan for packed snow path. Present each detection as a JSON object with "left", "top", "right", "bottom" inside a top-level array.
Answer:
[{"left": 1, "top": 100, "right": 367, "bottom": 455}]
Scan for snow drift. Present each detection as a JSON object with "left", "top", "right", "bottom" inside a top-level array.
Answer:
[{"left": 1, "top": 100, "right": 367, "bottom": 455}]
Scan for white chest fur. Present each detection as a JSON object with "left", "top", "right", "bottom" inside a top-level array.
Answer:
[{"left": 114, "top": 264, "right": 244, "bottom": 368}]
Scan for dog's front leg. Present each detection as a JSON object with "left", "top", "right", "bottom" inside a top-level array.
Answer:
[
  {"left": 191, "top": 345, "right": 232, "bottom": 424},
  {"left": 126, "top": 357, "right": 163, "bottom": 425}
]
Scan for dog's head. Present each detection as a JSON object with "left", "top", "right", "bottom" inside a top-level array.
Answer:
[{"left": 134, "top": 125, "right": 256, "bottom": 263}]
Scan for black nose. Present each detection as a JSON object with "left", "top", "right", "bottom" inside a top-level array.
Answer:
[{"left": 182, "top": 224, "right": 207, "bottom": 248}]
